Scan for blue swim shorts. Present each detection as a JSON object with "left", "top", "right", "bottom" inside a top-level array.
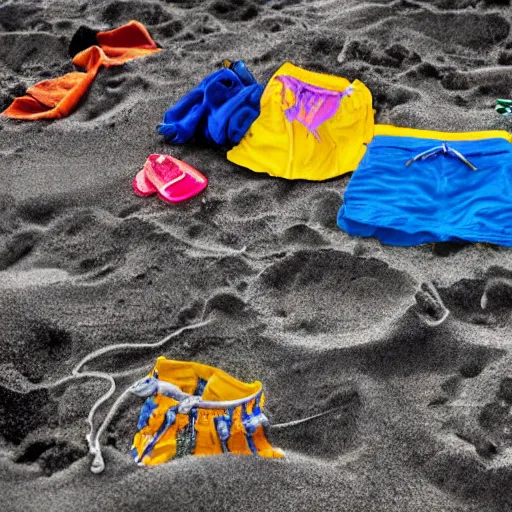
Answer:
[{"left": 337, "top": 126, "right": 512, "bottom": 246}]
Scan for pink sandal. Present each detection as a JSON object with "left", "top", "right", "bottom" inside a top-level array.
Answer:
[{"left": 133, "top": 154, "right": 208, "bottom": 203}]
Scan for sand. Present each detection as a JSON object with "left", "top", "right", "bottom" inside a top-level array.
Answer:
[{"left": 1, "top": 0, "right": 512, "bottom": 510}]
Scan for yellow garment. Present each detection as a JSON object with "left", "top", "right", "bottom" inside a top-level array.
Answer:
[
  {"left": 375, "top": 124, "right": 512, "bottom": 142},
  {"left": 132, "top": 358, "right": 284, "bottom": 465},
  {"left": 227, "top": 62, "right": 375, "bottom": 181}
]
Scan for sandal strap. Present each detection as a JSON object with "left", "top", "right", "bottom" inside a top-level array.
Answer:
[{"left": 144, "top": 156, "right": 186, "bottom": 194}]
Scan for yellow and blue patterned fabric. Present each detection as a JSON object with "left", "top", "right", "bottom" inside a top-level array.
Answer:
[
  {"left": 337, "top": 125, "right": 512, "bottom": 246},
  {"left": 227, "top": 62, "right": 374, "bottom": 180},
  {"left": 132, "top": 358, "right": 284, "bottom": 465}
]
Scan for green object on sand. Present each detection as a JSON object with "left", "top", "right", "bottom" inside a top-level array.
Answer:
[{"left": 496, "top": 99, "right": 512, "bottom": 116}]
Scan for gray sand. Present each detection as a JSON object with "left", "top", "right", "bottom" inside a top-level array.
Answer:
[{"left": 1, "top": 0, "right": 512, "bottom": 510}]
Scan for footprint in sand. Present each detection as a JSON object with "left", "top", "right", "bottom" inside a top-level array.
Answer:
[
  {"left": 339, "top": 39, "right": 421, "bottom": 70},
  {"left": 0, "top": 3, "right": 43, "bottom": 32},
  {"left": 100, "top": 0, "right": 173, "bottom": 26},
  {"left": 210, "top": 0, "right": 260, "bottom": 22},
  {"left": 248, "top": 249, "right": 416, "bottom": 340}
]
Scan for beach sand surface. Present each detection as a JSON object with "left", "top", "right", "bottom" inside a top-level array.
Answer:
[{"left": 1, "top": 0, "right": 512, "bottom": 510}]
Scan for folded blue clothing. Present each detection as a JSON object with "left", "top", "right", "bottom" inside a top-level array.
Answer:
[
  {"left": 225, "top": 59, "right": 257, "bottom": 87},
  {"left": 337, "top": 134, "right": 512, "bottom": 246},
  {"left": 158, "top": 61, "right": 263, "bottom": 147}
]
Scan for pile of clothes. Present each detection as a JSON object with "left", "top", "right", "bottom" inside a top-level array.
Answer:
[
  {"left": 158, "top": 59, "right": 512, "bottom": 247},
  {"left": 3, "top": 20, "right": 512, "bottom": 247}
]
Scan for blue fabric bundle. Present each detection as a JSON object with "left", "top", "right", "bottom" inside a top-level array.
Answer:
[{"left": 158, "top": 61, "right": 263, "bottom": 147}]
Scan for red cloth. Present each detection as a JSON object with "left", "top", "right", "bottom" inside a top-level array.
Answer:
[{"left": 2, "top": 21, "right": 160, "bottom": 120}]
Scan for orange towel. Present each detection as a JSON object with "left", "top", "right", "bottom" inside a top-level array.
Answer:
[{"left": 2, "top": 21, "right": 161, "bottom": 120}]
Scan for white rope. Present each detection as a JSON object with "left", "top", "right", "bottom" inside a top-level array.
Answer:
[
  {"left": 80, "top": 319, "right": 212, "bottom": 472},
  {"left": 272, "top": 407, "right": 343, "bottom": 429},
  {"left": 23, "top": 319, "right": 212, "bottom": 473}
]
